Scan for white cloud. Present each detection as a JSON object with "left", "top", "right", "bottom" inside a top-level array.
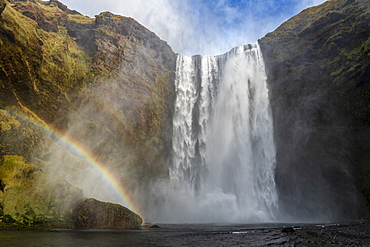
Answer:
[
  {"left": 295, "top": 0, "right": 327, "bottom": 13},
  {"left": 60, "top": 0, "right": 328, "bottom": 56},
  {"left": 62, "top": 0, "right": 201, "bottom": 54}
]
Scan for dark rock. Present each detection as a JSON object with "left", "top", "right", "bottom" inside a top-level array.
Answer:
[
  {"left": 282, "top": 227, "right": 295, "bottom": 233},
  {"left": 0, "top": 179, "right": 4, "bottom": 192},
  {"left": 294, "top": 222, "right": 370, "bottom": 246},
  {"left": 2, "top": 214, "right": 16, "bottom": 223},
  {"left": 72, "top": 198, "right": 142, "bottom": 229},
  {"left": 259, "top": 0, "right": 370, "bottom": 220},
  {"left": 0, "top": 0, "right": 6, "bottom": 15},
  {"left": 150, "top": 224, "right": 160, "bottom": 228}
]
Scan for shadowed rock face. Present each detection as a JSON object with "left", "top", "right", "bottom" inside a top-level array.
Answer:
[
  {"left": 260, "top": 0, "right": 370, "bottom": 221},
  {"left": 73, "top": 198, "right": 142, "bottom": 229}
]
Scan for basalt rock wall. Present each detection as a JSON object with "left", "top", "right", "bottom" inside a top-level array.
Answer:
[{"left": 260, "top": 0, "right": 370, "bottom": 221}]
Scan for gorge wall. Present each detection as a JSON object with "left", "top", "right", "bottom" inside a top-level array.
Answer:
[{"left": 260, "top": 0, "right": 370, "bottom": 221}]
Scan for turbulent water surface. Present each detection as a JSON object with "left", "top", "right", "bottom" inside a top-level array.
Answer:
[{"left": 154, "top": 44, "right": 277, "bottom": 223}]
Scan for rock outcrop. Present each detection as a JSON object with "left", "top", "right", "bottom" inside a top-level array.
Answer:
[
  {"left": 72, "top": 198, "right": 142, "bottom": 229},
  {"left": 260, "top": 0, "right": 370, "bottom": 220}
]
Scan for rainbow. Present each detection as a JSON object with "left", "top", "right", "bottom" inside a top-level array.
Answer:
[{"left": 4, "top": 107, "right": 140, "bottom": 215}]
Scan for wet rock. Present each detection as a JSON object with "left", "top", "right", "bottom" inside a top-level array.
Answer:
[
  {"left": 139, "top": 222, "right": 160, "bottom": 230},
  {"left": 282, "top": 227, "right": 295, "bottom": 233},
  {"left": 73, "top": 198, "right": 142, "bottom": 229}
]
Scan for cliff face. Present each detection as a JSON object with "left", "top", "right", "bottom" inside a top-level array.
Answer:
[
  {"left": 0, "top": 0, "right": 176, "bottom": 216},
  {"left": 0, "top": 0, "right": 90, "bottom": 125},
  {"left": 260, "top": 0, "right": 370, "bottom": 221}
]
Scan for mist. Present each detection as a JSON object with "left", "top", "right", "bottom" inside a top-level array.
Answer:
[
  {"left": 43, "top": 88, "right": 138, "bottom": 206},
  {"left": 60, "top": 0, "right": 327, "bottom": 55}
]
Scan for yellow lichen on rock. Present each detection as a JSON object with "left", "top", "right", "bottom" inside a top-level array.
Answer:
[{"left": 0, "top": 110, "right": 20, "bottom": 131}]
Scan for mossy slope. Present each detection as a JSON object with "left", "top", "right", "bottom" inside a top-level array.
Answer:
[{"left": 0, "top": 0, "right": 91, "bottom": 127}]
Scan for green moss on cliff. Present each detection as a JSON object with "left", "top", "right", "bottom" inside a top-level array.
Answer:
[
  {"left": 38, "top": 26, "right": 91, "bottom": 90},
  {"left": 0, "top": 109, "right": 20, "bottom": 131},
  {"left": 0, "top": 107, "right": 58, "bottom": 166},
  {"left": 0, "top": 155, "right": 83, "bottom": 228},
  {"left": 0, "top": 0, "right": 94, "bottom": 127}
]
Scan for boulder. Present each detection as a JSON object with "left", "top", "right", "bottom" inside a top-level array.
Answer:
[{"left": 72, "top": 198, "right": 142, "bottom": 229}]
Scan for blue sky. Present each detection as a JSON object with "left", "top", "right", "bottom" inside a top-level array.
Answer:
[{"left": 60, "top": 0, "right": 326, "bottom": 55}]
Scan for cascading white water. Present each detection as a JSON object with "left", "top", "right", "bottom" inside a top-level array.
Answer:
[{"left": 170, "top": 43, "right": 278, "bottom": 223}]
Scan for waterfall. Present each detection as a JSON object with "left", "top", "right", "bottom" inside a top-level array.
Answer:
[{"left": 170, "top": 43, "right": 278, "bottom": 222}]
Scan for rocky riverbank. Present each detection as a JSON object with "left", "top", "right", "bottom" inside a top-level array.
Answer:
[{"left": 280, "top": 222, "right": 370, "bottom": 246}]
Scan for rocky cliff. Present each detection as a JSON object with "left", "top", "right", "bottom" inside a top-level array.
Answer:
[
  {"left": 0, "top": 0, "right": 176, "bottom": 219},
  {"left": 260, "top": 0, "right": 370, "bottom": 221}
]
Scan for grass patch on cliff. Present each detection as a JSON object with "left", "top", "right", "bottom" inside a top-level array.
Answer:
[
  {"left": 68, "top": 14, "right": 94, "bottom": 25},
  {"left": 1, "top": 1, "right": 39, "bottom": 46},
  {"left": 39, "top": 26, "right": 90, "bottom": 85},
  {"left": 0, "top": 110, "right": 20, "bottom": 131},
  {"left": 12, "top": 0, "right": 91, "bottom": 87},
  {"left": 0, "top": 155, "right": 82, "bottom": 228}
]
